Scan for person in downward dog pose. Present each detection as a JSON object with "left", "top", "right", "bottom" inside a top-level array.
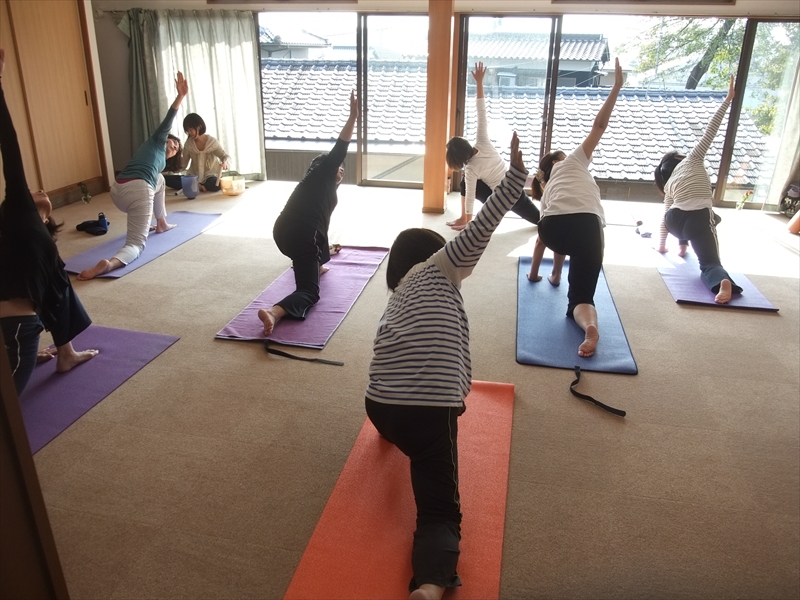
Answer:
[
  {"left": 258, "top": 91, "right": 358, "bottom": 336},
  {"left": 654, "top": 75, "right": 741, "bottom": 304},
  {"left": 0, "top": 49, "right": 98, "bottom": 394},
  {"left": 445, "top": 61, "right": 541, "bottom": 231},
  {"left": 530, "top": 57, "right": 624, "bottom": 358},
  {"left": 78, "top": 72, "right": 189, "bottom": 280},
  {"left": 366, "top": 133, "right": 528, "bottom": 600}
]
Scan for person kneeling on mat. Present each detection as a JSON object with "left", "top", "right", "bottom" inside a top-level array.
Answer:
[{"left": 365, "top": 132, "right": 528, "bottom": 600}]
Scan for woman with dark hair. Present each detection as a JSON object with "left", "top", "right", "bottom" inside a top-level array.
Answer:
[
  {"left": 445, "top": 62, "right": 540, "bottom": 231},
  {"left": 367, "top": 133, "right": 527, "bottom": 600},
  {"left": 162, "top": 134, "right": 184, "bottom": 190},
  {"left": 530, "top": 58, "right": 623, "bottom": 358},
  {"left": 0, "top": 49, "right": 98, "bottom": 394},
  {"left": 655, "top": 75, "right": 740, "bottom": 304},
  {"left": 78, "top": 72, "right": 188, "bottom": 280},
  {"left": 258, "top": 91, "right": 358, "bottom": 335},
  {"left": 181, "top": 113, "right": 230, "bottom": 192}
]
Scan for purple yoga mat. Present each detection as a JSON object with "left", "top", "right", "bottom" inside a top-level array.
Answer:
[
  {"left": 217, "top": 246, "right": 388, "bottom": 348},
  {"left": 64, "top": 211, "right": 222, "bottom": 278},
  {"left": 19, "top": 325, "right": 179, "bottom": 453},
  {"left": 657, "top": 252, "right": 778, "bottom": 311}
]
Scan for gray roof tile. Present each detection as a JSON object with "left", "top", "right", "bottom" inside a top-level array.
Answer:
[{"left": 261, "top": 59, "right": 765, "bottom": 184}]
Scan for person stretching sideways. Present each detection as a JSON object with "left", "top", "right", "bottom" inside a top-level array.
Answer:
[
  {"left": 258, "top": 91, "right": 358, "bottom": 335},
  {"left": 530, "top": 57, "right": 624, "bottom": 358},
  {"left": 366, "top": 133, "right": 528, "bottom": 600},
  {"left": 654, "top": 75, "right": 741, "bottom": 304},
  {"left": 78, "top": 72, "right": 188, "bottom": 279},
  {"left": 0, "top": 49, "right": 97, "bottom": 394}
]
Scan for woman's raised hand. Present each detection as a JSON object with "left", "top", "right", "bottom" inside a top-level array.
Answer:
[
  {"left": 471, "top": 61, "right": 486, "bottom": 84},
  {"left": 509, "top": 131, "right": 525, "bottom": 172},
  {"left": 349, "top": 90, "right": 359, "bottom": 120},
  {"left": 613, "top": 57, "right": 623, "bottom": 89},
  {"left": 725, "top": 75, "right": 735, "bottom": 102},
  {"left": 175, "top": 71, "right": 188, "bottom": 98}
]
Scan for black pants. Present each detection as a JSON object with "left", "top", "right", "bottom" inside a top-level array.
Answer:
[
  {"left": 163, "top": 174, "right": 182, "bottom": 190},
  {"left": 201, "top": 176, "right": 221, "bottom": 192},
  {"left": 43, "top": 284, "right": 92, "bottom": 347},
  {"left": 665, "top": 207, "right": 741, "bottom": 294},
  {"left": 272, "top": 223, "right": 325, "bottom": 319},
  {"left": 538, "top": 213, "right": 604, "bottom": 317},
  {"left": 1, "top": 315, "right": 43, "bottom": 396},
  {"left": 462, "top": 175, "right": 540, "bottom": 224},
  {"left": 365, "top": 398, "right": 463, "bottom": 591}
]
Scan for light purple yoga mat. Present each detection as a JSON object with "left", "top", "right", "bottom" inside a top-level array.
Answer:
[
  {"left": 19, "top": 325, "right": 179, "bottom": 453},
  {"left": 64, "top": 211, "right": 222, "bottom": 278},
  {"left": 217, "top": 246, "right": 388, "bottom": 349},
  {"left": 657, "top": 252, "right": 778, "bottom": 311}
]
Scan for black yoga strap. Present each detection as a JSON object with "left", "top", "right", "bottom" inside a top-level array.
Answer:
[
  {"left": 263, "top": 340, "right": 344, "bottom": 366},
  {"left": 569, "top": 366, "right": 626, "bottom": 417}
]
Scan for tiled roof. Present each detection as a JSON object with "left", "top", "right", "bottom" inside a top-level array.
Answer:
[
  {"left": 468, "top": 33, "right": 610, "bottom": 63},
  {"left": 261, "top": 59, "right": 764, "bottom": 184}
]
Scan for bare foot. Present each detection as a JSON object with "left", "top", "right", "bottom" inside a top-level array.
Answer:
[
  {"left": 319, "top": 265, "right": 330, "bottom": 275},
  {"left": 199, "top": 184, "right": 207, "bottom": 192},
  {"left": 678, "top": 244, "right": 689, "bottom": 258},
  {"left": 37, "top": 348, "right": 57, "bottom": 363},
  {"left": 447, "top": 215, "right": 471, "bottom": 231},
  {"left": 547, "top": 273, "right": 561, "bottom": 286},
  {"left": 149, "top": 224, "right": 157, "bottom": 232},
  {"left": 527, "top": 272, "right": 542, "bottom": 282},
  {"left": 258, "top": 306, "right": 289, "bottom": 336},
  {"left": 715, "top": 279, "right": 732, "bottom": 304},
  {"left": 155, "top": 222, "right": 177, "bottom": 233},
  {"left": 409, "top": 583, "right": 445, "bottom": 600},
  {"left": 329, "top": 244, "right": 342, "bottom": 255},
  {"left": 77, "top": 259, "right": 111, "bottom": 280},
  {"left": 56, "top": 348, "right": 99, "bottom": 373},
  {"left": 578, "top": 324, "right": 599, "bottom": 358}
]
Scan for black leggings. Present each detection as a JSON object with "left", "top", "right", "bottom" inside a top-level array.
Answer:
[
  {"left": 538, "top": 213, "right": 604, "bottom": 317},
  {"left": 365, "top": 399, "right": 463, "bottom": 591},
  {"left": 1, "top": 315, "right": 43, "bottom": 396},
  {"left": 272, "top": 224, "right": 325, "bottom": 319},
  {"left": 665, "top": 207, "right": 741, "bottom": 294},
  {"left": 461, "top": 175, "right": 540, "bottom": 224}
]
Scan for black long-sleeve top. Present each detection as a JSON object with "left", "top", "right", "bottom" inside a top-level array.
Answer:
[{"left": 0, "top": 84, "right": 70, "bottom": 328}]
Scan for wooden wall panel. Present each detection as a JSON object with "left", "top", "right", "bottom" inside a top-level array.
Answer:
[
  {"left": 8, "top": 0, "right": 100, "bottom": 191},
  {"left": 0, "top": 0, "right": 41, "bottom": 193}
]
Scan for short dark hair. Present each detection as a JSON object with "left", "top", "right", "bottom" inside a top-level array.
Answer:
[
  {"left": 654, "top": 151, "right": 685, "bottom": 193},
  {"left": 386, "top": 228, "right": 446, "bottom": 291},
  {"left": 183, "top": 113, "right": 206, "bottom": 135},
  {"left": 164, "top": 134, "right": 183, "bottom": 172},
  {"left": 446, "top": 137, "right": 474, "bottom": 171},
  {"left": 45, "top": 217, "right": 64, "bottom": 241},
  {"left": 531, "top": 150, "right": 567, "bottom": 199}
]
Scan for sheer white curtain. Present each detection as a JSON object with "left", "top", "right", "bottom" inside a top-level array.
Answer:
[{"left": 134, "top": 9, "right": 265, "bottom": 179}]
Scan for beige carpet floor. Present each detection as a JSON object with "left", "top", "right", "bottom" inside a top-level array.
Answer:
[{"left": 31, "top": 180, "right": 799, "bottom": 599}]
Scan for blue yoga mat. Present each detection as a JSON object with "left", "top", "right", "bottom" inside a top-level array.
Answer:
[
  {"left": 64, "top": 211, "right": 221, "bottom": 278},
  {"left": 516, "top": 257, "right": 638, "bottom": 375}
]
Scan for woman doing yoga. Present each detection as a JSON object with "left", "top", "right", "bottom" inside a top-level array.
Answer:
[
  {"left": 258, "top": 91, "right": 358, "bottom": 335},
  {"left": 366, "top": 133, "right": 528, "bottom": 600},
  {"left": 78, "top": 72, "right": 189, "bottom": 280},
  {"left": 445, "top": 62, "right": 540, "bottom": 231},
  {"left": 531, "top": 58, "right": 623, "bottom": 358},
  {"left": 654, "top": 75, "right": 741, "bottom": 304},
  {"left": 0, "top": 49, "right": 98, "bottom": 394}
]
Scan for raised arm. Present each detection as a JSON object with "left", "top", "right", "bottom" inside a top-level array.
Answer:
[
  {"left": 473, "top": 61, "right": 486, "bottom": 100},
  {"left": 474, "top": 62, "right": 491, "bottom": 145},
  {"left": 153, "top": 72, "right": 189, "bottom": 144},
  {"left": 689, "top": 75, "right": 733, "bottom": 161},
  {"left": 0, "top": 49, "right": 33, "bottom": 210},
  {"left": 338, "top": 90, "right": 358, "bottom": 142},
  {"left": 172, "top": 71, "right": 188, "bottom": 110},
  {"left": 581, "top": 58, "right": 623, "bottom": 160}
]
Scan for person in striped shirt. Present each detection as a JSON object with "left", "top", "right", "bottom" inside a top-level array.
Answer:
[
  {"left": 365, "top": 132, "right": 527, "bottom": 600},
  {"left": 655, "top": 75, "right": 742, "bottom": 304}
]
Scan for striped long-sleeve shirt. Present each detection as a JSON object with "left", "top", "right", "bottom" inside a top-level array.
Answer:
[
  {"left": 366, "top": 162, "right": 528, "bottom": 408},
  {"left": 660, "top": 99, "right": 731, "bottom": 247}
]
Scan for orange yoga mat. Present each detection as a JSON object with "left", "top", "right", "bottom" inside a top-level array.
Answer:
[{"left": 284, "top": 381, "right": 515, "bottom": 600}]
